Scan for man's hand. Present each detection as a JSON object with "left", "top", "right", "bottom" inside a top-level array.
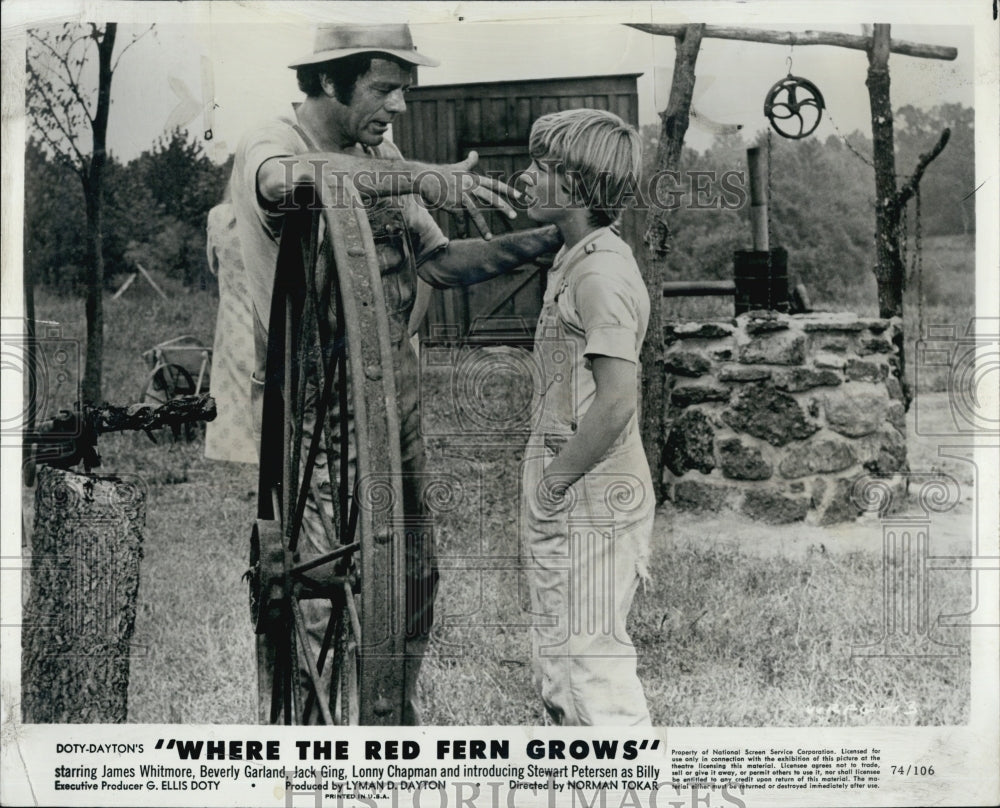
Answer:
[{"left": 412, "top": 151, "right": 520, "bottom": 240}]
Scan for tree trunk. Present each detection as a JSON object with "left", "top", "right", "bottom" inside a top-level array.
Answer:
[
  {"left": 22, "top": 465, "right": 146, "bottom": 723},
  {"left": 80, "top": 23, "right": 117, "bottom": 406},
  {"left": 866, "top": 24, "right": 904, "bottom": 321},
  {"left": 866, "top": 23, "right": 911, "bottom": 404},
  {"left": 82, "top": 187, "right": 105, "bottom": 405},
  {"left": 639, "top": 24, "right": 704, "bottom": 499}
]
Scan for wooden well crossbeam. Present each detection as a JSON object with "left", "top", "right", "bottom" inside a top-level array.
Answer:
[{"left": 628, "top": 24, "right": 957, "bottom": 60}]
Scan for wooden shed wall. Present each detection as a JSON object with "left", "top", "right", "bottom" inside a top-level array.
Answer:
[{"left": 393, "top": 74, "right": 641, "bottom": 343}]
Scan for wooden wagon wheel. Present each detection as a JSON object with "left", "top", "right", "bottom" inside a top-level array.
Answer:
[{"left": 249, "top": 173, "right": 408, "bottom": 725}]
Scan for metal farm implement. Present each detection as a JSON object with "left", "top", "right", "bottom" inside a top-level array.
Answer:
[{"left": 248, "top": 176, "right": 408, "bottom": 726}]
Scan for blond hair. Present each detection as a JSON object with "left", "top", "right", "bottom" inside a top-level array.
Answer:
[{"left": 528, "top": 108, "right": 641, "bottom": 226}]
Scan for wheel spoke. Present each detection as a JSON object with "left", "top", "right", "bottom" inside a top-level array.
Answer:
[
  {"left": 336, "top": 299, "right": 351, "bottom": 545},
  {"left": 289, "top": 542, "right": 359, "bottom": 578},
  {"left": 287, "top": 618, "right": 300, "bottom": 725},
  {"left": 282, "top": 294, "right": 295, "bottom": 545},
  {"left": 291, "top": 597, "right": 335, "bottom": 725},
  {"left": 290, "top": 225, "right": 342, "bottom": 556},
  {"left": 268, "top": 645, "right": 282, "bottom": 724},
  {"left": 256, "top": 635, "right": 277, "bottom": 724},
  {"left": 302, "top": 596, "right": 344, "bottom": 725},
  {"left": 344, "top": 617, "right": 360, "bottom": 726},
  {"left": 279, "top": 627, "right": 293, "bottom": 725},
  {"left": 343, "top": 579, "right": 363, "bottom": 655},
  {"left": 289, "top": 272, "right": 314, "bottom": 549},
  {"left": 289, "top": 356, "right": 343, "bottom": 548}
]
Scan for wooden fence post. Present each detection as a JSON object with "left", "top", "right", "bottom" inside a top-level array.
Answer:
[{"left": 21, "top": 465, "right": 146, "bottom": 723}]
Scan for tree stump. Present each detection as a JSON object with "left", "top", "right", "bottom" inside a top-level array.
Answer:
[{"left": 21, "top": 465, "right": 146, "bottom": 723}]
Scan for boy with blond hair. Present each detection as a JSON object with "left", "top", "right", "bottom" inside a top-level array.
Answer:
[{"left": 519, "top": 108, "right": 653, "bottom": 725}]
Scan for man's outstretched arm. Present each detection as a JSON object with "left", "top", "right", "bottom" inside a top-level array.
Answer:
[
  {"left": 257, "top": 150, "right": 519, "bottom": 238},
  {"left": 417, "top": 226, "right": 562, "bottom": 289}
]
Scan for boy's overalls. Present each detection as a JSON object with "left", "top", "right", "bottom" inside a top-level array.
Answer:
[{"left": 521, "top": 228, "right": 654, "bottom": 726}]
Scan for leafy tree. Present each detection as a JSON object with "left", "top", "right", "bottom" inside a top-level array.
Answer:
[
  {"left": 126, "top": 129, "right": 232, "bottom": 285},
  {"left": 24, "top": 138, "right": 88, "bottom": 291},
  {"left": 24, "top": 128, "right": 232, "bottom": 295},
  {"left": 135, "top": 129, "right": 224, "bottom": 227},
  {"left": 761, "top": 132, "right": 875, "bottom": 302},
  {"left": 101, "top": 155, "right": 162, "bottom": 279},
  {"left": 26, "top": 22, "right": 152, "bottom": 404}
]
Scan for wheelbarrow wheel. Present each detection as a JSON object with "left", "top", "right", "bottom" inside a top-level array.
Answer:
[
  {"left": 250, "top": 178, "right": 408, "bottom": 726},
  {"left": 140, "top": 363, "right": 196, "bottom": 406}
]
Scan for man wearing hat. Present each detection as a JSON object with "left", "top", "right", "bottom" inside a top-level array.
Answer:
[{"left": 231, "top": 23, "right": 560, "bottom": 724}]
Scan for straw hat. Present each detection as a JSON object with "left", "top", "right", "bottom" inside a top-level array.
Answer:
[{"left": 288, "top": 23, "right": 439, "bottom": 69}]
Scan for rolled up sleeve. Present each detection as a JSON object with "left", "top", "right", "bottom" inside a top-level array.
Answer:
[
  {"left": 403, "top": 196, "right": 449, "bottom": 265},
  {"left": 573, "top": 264, "right": 642, "bottom": 363},
  {"left": 372, "top": 140, "right": 449, "bottom": 264}
]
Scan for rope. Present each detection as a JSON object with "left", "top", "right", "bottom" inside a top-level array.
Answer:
[
  {"left": 900, "top": 187, "right": 925, "bottom": 337},
  {"left": 766, "top": 128, "right": 774, "bottom": 310},
  {"left": 900, "top": 198, "right": 908, "bottom": 278},
  {"left": 772, "top": 42, "right": 787, "bottom": 307},
  {"left": 824, "top": 107, "right": 875, "bottom": 169},
  {"left": 915, "top": 185, "right": 924, "bottom": 342}
]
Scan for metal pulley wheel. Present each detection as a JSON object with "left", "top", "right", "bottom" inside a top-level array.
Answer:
[{"left": 764, "top": 75, "right": 826, "bottom": 139}]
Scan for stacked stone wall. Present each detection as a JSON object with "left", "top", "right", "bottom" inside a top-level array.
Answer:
[{"left": 662, "top": 311, "right": 907, "bottom": 524}]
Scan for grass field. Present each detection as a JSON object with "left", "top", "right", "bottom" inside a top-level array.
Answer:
[{"left": 21, "top": 233, "right": 975, "bottom": 726}]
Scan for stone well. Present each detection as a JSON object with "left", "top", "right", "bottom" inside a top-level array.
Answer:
[{"left": 661, "top": 310, "right": 907, "bottom": 525}]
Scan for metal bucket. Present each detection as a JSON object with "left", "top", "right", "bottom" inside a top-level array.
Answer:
[{"left": 733, "top": 248, "right": 789, "bottom": 314}]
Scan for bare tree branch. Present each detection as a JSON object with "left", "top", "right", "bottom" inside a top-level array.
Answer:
[
  {"left": 30, "top": 119, "right": 85, "bottom": 180},
  {"left": 112, "top": 24, "right": 155, "bottom": 72},
  {"left": 28, "top": 29, "right": 96, "bottom": 125},
  {"left": 25, "top": 69, "right": 88, "bottom": 170},
  {"left": 66, "top": 33, "right": 91, "bottom": 108},
  {"left": 895, "top": 128, "right": 951, "bottom": 212}
]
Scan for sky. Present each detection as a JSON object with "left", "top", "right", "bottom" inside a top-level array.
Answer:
[{"left": 7, "top": 2, "right": 979, "bottom": 165}]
